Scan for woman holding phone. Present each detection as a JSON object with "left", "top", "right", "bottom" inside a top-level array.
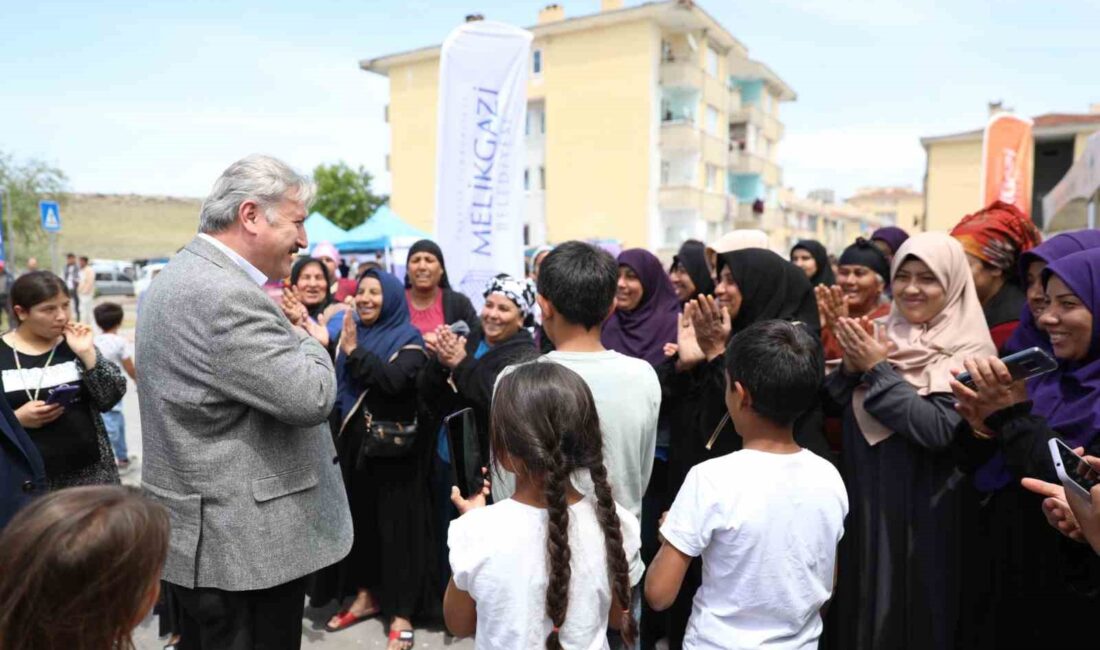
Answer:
[
  {"left": 952, "top": 248, "right": 1100, "bottom": 649},
  {"left": 0, "top": 272, "right": 126, "bottom": 488}
]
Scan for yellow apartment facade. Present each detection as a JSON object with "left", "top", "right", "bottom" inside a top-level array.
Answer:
[
  {"left": 361, "top": 0, "right": 795, "bottom": 251},
  {"left": 845, "top": 186, "right": 923, "bottom": 232},
  {"left": 921, "top": 108, "right": 1100, "bottom": 232}
]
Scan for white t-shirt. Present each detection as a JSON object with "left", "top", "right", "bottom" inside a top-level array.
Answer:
[
  {"left": 660, "top": 449, "right": 848, "bottom": 650},
  {"left": 493, "top": 350, "right": 660, "bottom": 524},
  {"left": 94, "top": 332, "right": 132, "bottom": 412},
  {"left": 449, "top": 496, "right": 643, "bottom": 650}
]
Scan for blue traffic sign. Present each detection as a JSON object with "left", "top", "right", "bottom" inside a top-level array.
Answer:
[{"left": 39, "top": 201, "right": 61, "bottom": 233}]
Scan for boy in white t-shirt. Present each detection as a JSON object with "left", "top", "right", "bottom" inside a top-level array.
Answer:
[
  {"left": 93, "top": 303, "right": 136, "bottom": 470},
  {"left": 646, "top": 320, "right": 848, "bottom": 650}
]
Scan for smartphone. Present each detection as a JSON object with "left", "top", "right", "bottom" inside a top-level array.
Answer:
[
  {"left": 444, "top": 408, "right": 484, "bottom": 499},
  {"left": 44, "top": 383, "right": 80, "bottom": 407},
  {"left": 1049, "top": 438, "right": 1098, "bottom": 503},
  {"left": 955, "top": 347, "right": 1058, "bottom": 389}
]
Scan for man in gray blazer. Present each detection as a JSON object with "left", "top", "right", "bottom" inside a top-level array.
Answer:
[{"left": 137, "top": 155, "right": 353, "bottom": 650}]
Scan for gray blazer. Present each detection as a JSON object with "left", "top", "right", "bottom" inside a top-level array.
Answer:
[{"left": 136, "top": 236, "right": 353, "bottom": 591}]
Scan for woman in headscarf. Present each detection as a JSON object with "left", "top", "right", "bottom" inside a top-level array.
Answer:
[
  {"left": 869, "top": 226, "right": 910, "bottom": 266},
  {"left": 310, "top": 269, "right": 430, "bottom": 650},
  {"left": 418, "top": 274, "right": 539, "bottom": 601},
  {"left": 602, "top": 249, "right": 681, "bottom": 366},
  {"left": 662, "top": 248, "right": 831, "bottom": 649},
  {"left": 1004, "top": 230, "right": 1100, "bottom": 354},
  {"left": 703, "top": 228, "right": 769, "bottom": 274},
  {"left": 312, "top": 241, "right": 359, "bottom": 303},
  {"left": 950, "top": 201, "right": 1042, "bottom": 353},
  {"left": 952, "top": 248, "right": 1100, "bottom": 649},
  {"left": 823, "top": 232, "right": 995, "bottom": 650},
  {"left": 791, "top": 239, "right": 836, "bottom": 288},
  {"left": 668, "top": 239, "right": 715, "bottom": 304},
  {"left": 403, "top": 239, "right": 479, "bottom": 345},
  {"left": 816, "top": 238, "right": 892, "bottom": 366}
]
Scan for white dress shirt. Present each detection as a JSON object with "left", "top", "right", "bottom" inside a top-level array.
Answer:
[{"left": 198, "top": 234, "right": 268, "bottom": 286}]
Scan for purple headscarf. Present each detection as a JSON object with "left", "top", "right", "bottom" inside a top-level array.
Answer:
[
  {"left": 601, "top": 249, "right": 680, "bottom": 366},
  {"left": 871, "top": 226, "right": 910, "bottom": 254},
  {"left": 1004, "top": 230, "right": 1100, "bottom": 354},
  {"left": 1029, "top": 249, "right": 1100, "bottom": 449},
  {"left": 977, "top": 244, "right": 1100, "bottom": 492}
]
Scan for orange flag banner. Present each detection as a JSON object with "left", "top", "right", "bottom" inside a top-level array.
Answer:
[{"left": 981, "top": 113, "right": 1034, "bottom": 219}]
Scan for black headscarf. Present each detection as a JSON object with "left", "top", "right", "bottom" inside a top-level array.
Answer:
[
  {"left": 404, "top": 239, "right": 451, "bottom": 290},
  {"left": 837, "top": 237, "right": 891, "bottom": 281},
  {"left": 717, "top": 248, "right": 820, "bottom": 339},
  {"left": 289, "top": 257, "right": 332, "bottom": 320},
  {"left": 670, "top": 239, "right": 715, "bottom": 299},
  {"left": 791, "top": 239, "right": 835, "bottom": 287}
]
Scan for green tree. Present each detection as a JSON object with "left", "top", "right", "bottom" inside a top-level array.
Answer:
[
  {"left": 0, "top": 151, "right": 68, "bottom": 265},
  {"left": 311, "top": 162, "right": 388, "bottom": 230}
]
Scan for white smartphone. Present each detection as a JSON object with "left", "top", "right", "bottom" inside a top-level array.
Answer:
[{"left": 1049, "top": 438, "right": 1097, "bottom": 503}]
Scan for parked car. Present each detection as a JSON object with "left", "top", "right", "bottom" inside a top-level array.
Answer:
[
  {"left": 91, "top": 259, "right": 135, "bottom": 280},
  {"left": 93, "top": 264, "right": 135, "bottom": 297},
  {"left": 133, "top": 262, "right": 167, "bottom": 298}
]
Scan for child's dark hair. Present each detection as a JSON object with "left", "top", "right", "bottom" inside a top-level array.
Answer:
[
  {"left": 10, "top": 271, "right": 70, "bottom": 322},
  {"left": 536, "top": 241, "right": 617, "bottom": 330},
  {"left": 724, "top": 319, "right": 824, "bottom": 426},
  {"left": 0, "top": 486, "right": 170, "bottom": 650},
  {"left": 491, "top": 363, "right": 636, "bottom": 648},
  {"left": 94, "top": 302, "right": 125, "bottom": 331}
]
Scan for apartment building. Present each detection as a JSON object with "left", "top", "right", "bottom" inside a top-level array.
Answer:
[
  {"left": 845, "top": 186, "right": 923, "bottom": 232},
  {"left": 361, "top": 0, "right": 795, "bottom": 251},
  {"left": 920, "top": 106, "right": 1100, "bottom": 232},
  {"left": 775, "top": 188, "right": 886, "bottom": 255}
]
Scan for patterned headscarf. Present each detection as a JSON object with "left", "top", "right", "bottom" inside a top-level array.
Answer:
[
  {"left": 950, "top": 201, "right": 1041, "bottom": 271},
  {"left": 484, "top": 274, "right": 536, "bottom": 316}
]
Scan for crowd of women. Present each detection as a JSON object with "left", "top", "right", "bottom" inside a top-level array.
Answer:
[{"left": 2, "top": 194, "right": 1100, "bottom": 649}]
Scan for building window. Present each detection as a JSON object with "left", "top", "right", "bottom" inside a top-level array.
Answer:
[
  {"left": 532, "top": 49, "right": 542, "bottom": 76},
  {"left": 540, "top": 109, "right": 546, "bottom": 134},
  {"left": 384, "top": 104, "right": 389, "bottom": 123},
  {"left": 539, "top": 166, "right": 546, "bottom": 190},
  {"left": 706, "top": 45, "right": 719, "bottom": 77},
  {"left": 661, "top": 160, "right": 670, "bottom": 186},
  {"left": 524, "top": 168, "right": 530, "bottom": 191},
  {"left": 705, "top": 164, "right": 718, "bottom": 192},
  {"left": 705, "top": 105, "right": 719, "bottom": 137},
  {"left": 385, "top": 154, "right": 390, "bottom": 172},
  {"left": 661, "top": 40, "right": 673, "bottom": 63}
]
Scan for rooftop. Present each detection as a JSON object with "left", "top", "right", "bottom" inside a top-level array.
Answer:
[
  {"left": 359, "top": 0, "right": 795, "bottom": 100},
  {"left": 921, "top": 111, "right": 1100, "bottom": 146}
]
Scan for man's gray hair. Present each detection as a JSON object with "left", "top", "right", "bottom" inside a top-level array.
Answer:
[{"left": 198, "top": 155, "right": 316, "bottom": 234}]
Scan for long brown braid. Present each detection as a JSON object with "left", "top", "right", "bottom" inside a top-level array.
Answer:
[
  {"left": 543, "top": 437, "right": 572, "bottom": 650},
  {"left": 588, "top": 460, "right": 638, "bottom": 645},
  {"left": 490, "top": 361, "right": 633, "bottom": 648}
]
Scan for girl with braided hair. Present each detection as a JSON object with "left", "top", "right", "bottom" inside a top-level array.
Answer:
[{"left": 444, "top": 361, "right": 642, "bottom": 649}]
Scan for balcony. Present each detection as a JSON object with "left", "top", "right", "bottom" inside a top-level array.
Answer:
[
  {"left": 729, "top": 104, "right": 785, "bottom": 142},
  {"left": 659, "top": 186, "right": 729, "bottom": 223},
  {"left": 660, "top": 61, "right": 704, "bottom": 89},
  {"left": 661, "top": 121, "right": 702, "bottom": 153},
  {"left": 732, "top": 201, "right": 764, "bottom": 229},
  {"left": 728, "top": 149, "right": 782, "bottom": 186}
]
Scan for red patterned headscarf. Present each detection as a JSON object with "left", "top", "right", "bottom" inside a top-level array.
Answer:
[{"left": 950, "top": 201, "right": 1042, "bottom": 271}]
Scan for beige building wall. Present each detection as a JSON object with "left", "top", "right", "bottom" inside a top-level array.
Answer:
[
  {"left": 924, "top": 139, "right": 983, "bottom": 232},
  {"left": 385, "top": 58, "right": 440, "bottom": 234},
  {"left": 538, "top": 19, "right": 657, "bottom": 247}
]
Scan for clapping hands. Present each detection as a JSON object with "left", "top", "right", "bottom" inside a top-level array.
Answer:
[
  {"left": 834, "top": 316, "right": 891, "bottom": 374},
  {"left": 815, "top": 285, "right": 849, "bottom": 332},
  {"left": 948, "top": 356, "right": 1028, "bottom": 435},
  {"left": 685, "top": 295, "right": 731, "bottom": 362},
  {"left": 428, "top": 325, "right": 467, "bottom": 369}
]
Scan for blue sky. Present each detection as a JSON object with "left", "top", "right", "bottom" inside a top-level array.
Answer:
[{"left": 2, "top": 0, "right": 1096, "bottom": 201}]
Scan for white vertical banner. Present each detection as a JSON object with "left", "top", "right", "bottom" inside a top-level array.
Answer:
[{"left": 435, "top": 20, "right": 532, "bottom": 309}]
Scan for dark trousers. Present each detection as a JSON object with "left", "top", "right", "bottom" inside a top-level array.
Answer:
[{"left": 171, "top": 577, "right": 307, "bottom": 650}]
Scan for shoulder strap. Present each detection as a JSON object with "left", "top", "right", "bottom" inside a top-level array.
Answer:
[{"left": 338, "top": 389, "right": 370, "bottom": 438}]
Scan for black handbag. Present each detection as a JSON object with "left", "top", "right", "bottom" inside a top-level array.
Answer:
[{"left": 339, "top": 389, "right": 419, "bottom": 461}]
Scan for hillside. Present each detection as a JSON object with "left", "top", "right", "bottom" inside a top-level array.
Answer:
[{"left": 15, "top": 194, "right": 202, "bottom": 265}]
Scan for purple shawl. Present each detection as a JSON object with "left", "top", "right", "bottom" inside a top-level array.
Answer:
[
  {"left": 1029, "top": 249, "right": 1100, "bottom": 448},
  {"left": 870, "top": 226, "right": 910, "bottom": 254},
  {"left": 1004, "top": 230, "right": 1100, "bottom": 354},
  {"left": 601, "top": 248, "right": 680, "bottom": 366},
  {"left": 977, "top": 244, "right": 1100, "bottom": 492}
]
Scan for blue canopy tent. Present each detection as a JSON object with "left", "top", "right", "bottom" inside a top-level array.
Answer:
[
  {"left": 335, "top": 205, "right": 431, "bottom": 253},
  {"left": 303, "top": 212, "right": 349, "bottom": 247}
]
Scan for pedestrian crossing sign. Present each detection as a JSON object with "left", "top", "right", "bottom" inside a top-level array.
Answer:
[{"left": 39, "top": 201, "right": 61, "bottom": 232}]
